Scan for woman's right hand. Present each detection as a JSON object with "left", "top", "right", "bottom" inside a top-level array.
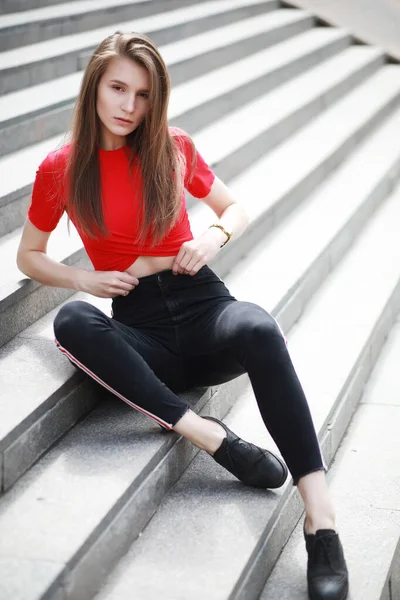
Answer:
[{"left": 77, "top": 270, "right": 139, "bottom": 298}]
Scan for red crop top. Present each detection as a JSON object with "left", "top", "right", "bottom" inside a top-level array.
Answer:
[{"left": 28, "top": 127, "right": 215, "bottom": 272}]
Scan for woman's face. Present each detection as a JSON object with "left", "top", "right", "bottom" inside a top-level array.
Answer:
[{"left": 96, "top": 56, "right": 150, "bottom": 150}]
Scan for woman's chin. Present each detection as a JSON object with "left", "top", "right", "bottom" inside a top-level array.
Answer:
[{"left": 100, "top": 120, "right": 138, "bottom": 147}]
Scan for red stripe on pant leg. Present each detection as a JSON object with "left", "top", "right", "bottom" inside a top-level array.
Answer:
[{"left": 54, "top": 338, "right": 173, "bottom": 430}]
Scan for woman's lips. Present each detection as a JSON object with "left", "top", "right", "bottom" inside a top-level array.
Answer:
[{"left": 114, "top": 117, "right": 133, "bottom": 126}]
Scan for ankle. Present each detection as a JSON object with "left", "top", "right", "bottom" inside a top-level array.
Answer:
[
  {"left": 172, "top": 411, "right": 226, "bottom": 454},
  {"left": 203, "top": 421, "right": 226, "bottom": 455},
  {"left": 305, "top": 513, "right": 336, "bottom": 535}
]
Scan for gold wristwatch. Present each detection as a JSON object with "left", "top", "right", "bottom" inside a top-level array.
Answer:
[{"left": 208, "top": 223, "right": 232, "bottom": 248}]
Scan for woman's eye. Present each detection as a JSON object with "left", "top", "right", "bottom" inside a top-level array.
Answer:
[
  {"left": 112, "top": 86, "right": 123, "bottom": 92},
  {"left": 139, "top": 92, "right": 149, "bottom": 99}
]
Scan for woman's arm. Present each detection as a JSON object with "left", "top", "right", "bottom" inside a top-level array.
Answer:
[
  {"left": 17, "top": 219, "right": 84, "bottom": 289},
  {"left": 172, "top": 176, "right": 249, "bottom": 275},
  {"left": 17, "top": 219, "right": 138, "bottom": 297},
  {"left": 200, "top": 175, "right": 249, "bottom": 244}
]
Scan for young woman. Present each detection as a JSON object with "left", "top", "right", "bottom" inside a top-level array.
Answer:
[{"left": 17, "top": 32, "right": 348, "bottom": 600}]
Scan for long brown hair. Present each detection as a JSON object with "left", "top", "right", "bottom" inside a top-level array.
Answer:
[{"left": 66, "top": 31, "right": 188, "bottom": 244}]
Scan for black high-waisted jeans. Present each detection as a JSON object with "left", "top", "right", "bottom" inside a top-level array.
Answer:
[{"left": 53, "top": 265, "right": 325, "bottom": 483}]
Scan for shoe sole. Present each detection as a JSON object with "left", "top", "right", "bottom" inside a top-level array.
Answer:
[{"left": 265, "top": 450, "right": 288, "bottom": 488}]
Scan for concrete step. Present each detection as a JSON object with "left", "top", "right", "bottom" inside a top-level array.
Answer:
[
  {"left": 0, "top": 25, "right": 349, "bottom": 230},
  {"left": 0, "top": 151, "right": 400, "bottom": 600},
  {"left": 0, "top": 214, "right": 89, "bottom": 350},
  {"left": 167, "top": 27, "right": 350, "bottom": 132},
  {"left": 260, "top": 318, "right": 400, "bottom": 600},
  {"left": 0, "top": 26, "right": 350, "bottom": 158},
  {"left": 0, "top": 5, "right": 398, "bottom": 600},
  {"left": 0, "top": 0, "right": 281, "bottom": 94},
  {"left": 0, "top": 48, "right": 389, "bottom": 348},
  {"left": 2, "top": 65, "right": 400, "bottom": 494},
  {"left": 186, "top": 61, "right": 400, "bottom": 278},
  {"left": 91, "top": 175, "right": 400, "bottom": 600},
  {"left": 387, "top": 533, "right": 400, "bottom": 600},
  {"left": 0, "top": 0, "right": 198, "bottom": 52},
  {"left": 222, "top": 103, "right": 400, "bottom": 332},
  {"left": 0, "top": 291, "right": 110, "bottom": 494},
  {"left": 192, "top": 46, "right": 389, "bottom": 182},
  {"left": 2, "top": 99, "right": 400, "bottom": 597},
  {"left": 3, "top": 99, "right": 400, "bottom": 495},
  {"left": 0, "top": 6, "right": 314, "bottom": 236},
  {"left": 0, "top": 307, "right": 252, "bottom": 600},
  {"left": 283, "top": 0, "right": 400, "bottom": 63},
  {"left": 80, "top": 3, "right": 308, "bottom": 76},
  {"left": 0, "top": 0, "right": 77, "bottom": 14}
]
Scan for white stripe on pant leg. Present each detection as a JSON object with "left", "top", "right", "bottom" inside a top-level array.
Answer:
[{"left": 54, "top": 338, "right": 173, "bottom": 430}]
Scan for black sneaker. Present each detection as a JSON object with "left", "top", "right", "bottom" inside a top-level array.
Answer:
[
  {"left": 203, "top": 416, "right": 288, "bottom": 489},
  {"left": 304, "top": 527, "right": 349, "bottom": 600}
]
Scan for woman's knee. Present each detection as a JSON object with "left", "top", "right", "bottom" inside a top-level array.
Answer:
[
  {"left": 249, "top": 318, "right": 283, "bottom": 345},
  {"left": 235, "top": 305, "right": 285, "bottom": 352},
  {"left": 54, "top": 300, "right": 105, "bottom": 347}
]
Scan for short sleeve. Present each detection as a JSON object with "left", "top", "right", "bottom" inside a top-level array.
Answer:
[
  {"left": 28, "top": 150, "right": 67, "bottom": 232},
  {"left": 171, "top": 127, "right": 215, "bottom": 198}
]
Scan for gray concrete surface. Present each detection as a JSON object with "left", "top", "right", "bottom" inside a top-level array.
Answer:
[
  {"left": 284, "top": 0, "right": 400, "bottom": 60},
  {"left": 261, "top": 311, "right": 400, "bottom": 600},
  {"left": 2, "top": 1, "right": 400, "bottom": 598},
  {"left": 93, "top": 179, "right": 400, "bottom": 600}
]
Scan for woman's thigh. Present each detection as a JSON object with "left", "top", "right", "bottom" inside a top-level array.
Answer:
[
  {"left": 113, "top": 319, "right": 186, "bottom": 392},
  {"left": 182, "top": 299, "right": 283, "bottom": 356},
  {"left": 183, "top": 347, "right": 245, "bottom": 389},
  {"left": 54, "top": 300, "right": 185, "bottom": 393},
  {"left": 181, "top": 300, "right": 284, "bottom": 387}
]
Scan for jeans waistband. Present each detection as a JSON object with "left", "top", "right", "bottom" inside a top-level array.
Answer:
[
  {"left": 136, "top": 268, "right": 180, "bottom": 286},
  {"left": 111, "top": 265, "right": 232, "bottom": 323}
]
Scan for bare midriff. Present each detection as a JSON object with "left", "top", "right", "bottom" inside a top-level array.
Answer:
[{"left": 125, "top": 255, "right": 176, "bottom": 279}]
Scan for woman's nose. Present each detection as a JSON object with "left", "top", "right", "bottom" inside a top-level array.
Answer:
[{"left": 122, "top": 94, "right": 135, "bottom": 113}]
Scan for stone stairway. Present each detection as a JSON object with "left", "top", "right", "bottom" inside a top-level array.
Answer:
[
  {"left": 0, "top": 1, "right": 400, "bottom": 599},
  {"left": 260, "top": 318, "right": 400, "bottom": 600}
]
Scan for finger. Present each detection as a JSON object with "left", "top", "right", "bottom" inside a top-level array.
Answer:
[
  {"left": 183, "top": 253, "right": 204, "bottom": 275},
  {"left": 172, "top": 246, "right": 189, "bottom": 274},
  {"left": 184, "top": 255, "right": 203, "bottom": 275},
  {"left": 115, "top": 288, "right": 131, "bottom": 297},
  {"left": 178, "top": 252, "right": 194, "bottom": 271},
  {"left": 178, "top": 248, "right": 201, "bottom": 274},
  {"left": 119, "top": 272, "right": 139, "bottom": 286},
  {"left": 113, "top": 281, "right": 135, "bottom": 293},
  {"left": 172, "top": 258, "right": 183, "bottom": 275},
  {"left": 172, "top": 252, "right": 187, "bottom": 275}
]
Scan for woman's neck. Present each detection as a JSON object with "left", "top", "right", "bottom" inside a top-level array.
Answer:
[{"left": 100, "top": 131, "right": 127, "bottom": 151}]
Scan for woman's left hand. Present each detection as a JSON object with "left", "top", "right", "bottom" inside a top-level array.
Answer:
[{"left": 172, "top": 228, "right": 226, "bottom": 275}]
